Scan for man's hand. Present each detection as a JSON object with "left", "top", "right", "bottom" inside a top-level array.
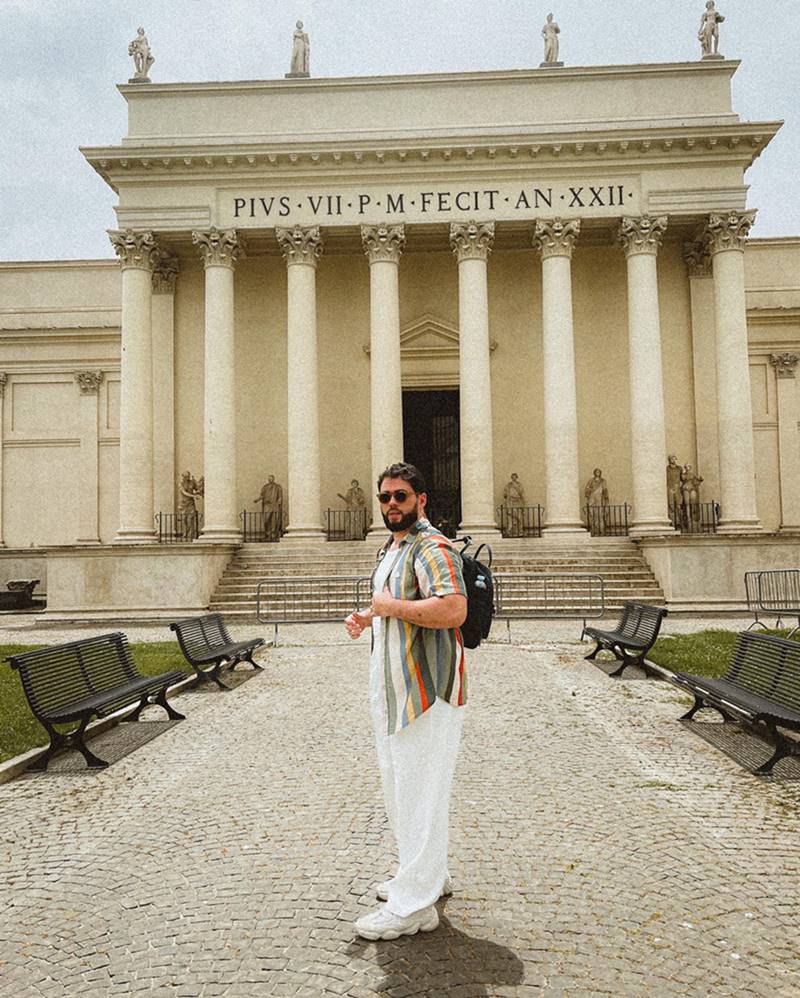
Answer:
[
  {"left": 371, "top": 586, "right": 397, "bottom": 619},
  {"left": 345, "top": 609, "right": 373, "bottom": 639}
]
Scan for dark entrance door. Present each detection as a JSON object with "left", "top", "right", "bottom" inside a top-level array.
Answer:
[{"left": 402, "top": 390, "right": 460, "bottom": 537}]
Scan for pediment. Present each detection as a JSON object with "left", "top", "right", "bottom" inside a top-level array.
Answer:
[{"left": 363, "top": 313, "right": 496, "bottom": 358}]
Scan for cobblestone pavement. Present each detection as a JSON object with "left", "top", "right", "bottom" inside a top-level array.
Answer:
[{"left": 1, "top": 631, "right": 799, "bottom": 997}]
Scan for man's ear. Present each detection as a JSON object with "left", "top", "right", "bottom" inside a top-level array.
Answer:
[{"left": 418, "top": 492, "right": 428, "bottom": 511}]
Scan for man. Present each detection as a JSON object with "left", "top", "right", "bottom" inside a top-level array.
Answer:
[{"left": 345, "top": 462, "right": 467, "bottom": 941}]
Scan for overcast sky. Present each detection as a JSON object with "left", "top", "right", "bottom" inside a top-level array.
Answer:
[{"left": 1, "top": 0, "right": 797, "bottom": 261}]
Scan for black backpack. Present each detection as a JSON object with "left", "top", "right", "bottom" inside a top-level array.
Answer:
[{"left": 455, "top": 536, "right": 495, "bottom": 648}]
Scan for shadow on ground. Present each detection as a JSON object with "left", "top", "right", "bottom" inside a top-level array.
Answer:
[{"left": 348, "top": 903, "right": 526, "bottom": 997}]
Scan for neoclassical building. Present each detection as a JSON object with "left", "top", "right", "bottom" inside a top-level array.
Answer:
[{"left": 2, "top": 56, "right": 800, "bottom": 612}]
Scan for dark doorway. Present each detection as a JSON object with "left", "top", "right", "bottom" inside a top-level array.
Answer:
[{"left": 402, "top": 389, "right": 460, "bottom": 537}]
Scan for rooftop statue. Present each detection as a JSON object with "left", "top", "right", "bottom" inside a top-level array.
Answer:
[
  {"left": 698, "top": 1, "right": 725, "bottom": 59},
  {"left": 541, "top": 13, "right": 563, "bottom": 67},
  {"left": 287, "top": 20, "right": 310, "bottom": 78},
  {"left": 128, "top": 27, "right": 154, "bottom": 83}
]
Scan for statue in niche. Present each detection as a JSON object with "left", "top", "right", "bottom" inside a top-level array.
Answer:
[
  {"left": 666, "top": 454, "right": 683, "bottom": 526},
  {"left": 502, "top": 473, "right": 527, "bottom": 536},
  {"left": 541, "top": 13, "right": 562, "bottom": 66},
  {"left": 698, "top": 1, "right": 724, "bottom": 59},
  {"left": 338, "top": 479, "right": 367, "bottom": 539},
  {"left": 179, "top": 471, "right": 203, "bottom": 541},
  {"left": 288, "top": 20, "right": 310, "bottom": 77},
  {"left": 681, "top": 464, "right": 704, "bottom": 528},
  {"left": 255, "top": 475, "right": 284, "bottom": 541},
  {"left": 584, "top": 468, "right": 610, "bottom": 534},
  {"left": 128, "top": 27, "right": 154, "bottom": 82}
]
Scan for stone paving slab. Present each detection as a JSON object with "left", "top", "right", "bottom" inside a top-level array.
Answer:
[{"left": 1, "top": 634, "right": 799, "bottom": 996}]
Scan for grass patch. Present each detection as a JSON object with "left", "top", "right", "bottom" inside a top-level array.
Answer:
[
  {"left": 648, "top": 628, "right": 800, "bottom": 679},
  {"left": 0, "top": 643, "right": 191, "bottom": 765}
]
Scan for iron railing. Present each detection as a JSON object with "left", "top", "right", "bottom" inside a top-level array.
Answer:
[
  {"left": 494, "top": 572, "right": 605, "bottom": 640},
  {"left": 325, "top": 508, "right": 369, "bottom": 542},
  {"left": 745, "top": 569, "right": 800, "bottom": 636},
  {"left": 240, "top": 510, "right": 283, "bottom": 543},
  {"left": 669, "top": 501, "right": 720, "bottom": 534},
  {"left": 156, "top": 511, "right": 203, "bottom": 543},
  {"left": 583, "top": 504, "right": 630, "bottom": 537},
  {"left": 497, "top": 505, "right": 544, "bottom": 538},
  {"left": 256, "top": 575, "right": 372, "bottom": 644}
]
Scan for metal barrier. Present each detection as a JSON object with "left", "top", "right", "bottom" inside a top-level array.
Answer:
[
  {"left": 256, "top": 575, "right": 372, "bottom": 644},
  {"left": 240, "top": 510, "right": 282, "bottom": 542},
  {"left": 256, "top": 571, "right": 605, "bottom": 645},
  {"left": 494, "top": 573, "right": 605, "bottom": 640},
  {"left": 496, "top": 505, "right": 544, "bottom": 538},
  {"left": 155, "top": 511, "right": 203, "bottom": 543},
  {"left": 669, "top": 501, "right": 720, "bottom": 534},
  {"left": 325, "top": 508, "right": 369, "bottom": 541},
  {"left": 583, "top": 504, "right": 630, "bottom": 537},
  {"left": 745, "top": 569, "right": 800, "bottom": 636}
]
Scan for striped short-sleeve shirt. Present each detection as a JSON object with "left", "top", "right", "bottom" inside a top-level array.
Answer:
[{"left": 373, "top": 518, "right": 467, "bottom": 734}]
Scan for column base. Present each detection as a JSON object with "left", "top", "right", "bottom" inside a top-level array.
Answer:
[
  {"left": 717, "top": 519, "right": 763, "bottom": 535},
  {"left": 198, "top": 528, "right": 242, "bottom": 544},
  {"left": 114, "top": 530, "right": 157, "bottom": 545},
  {"left": 629, "top": 521, "right": 675, "bottom": 538},
  {"left": 76, "top": 538, "right": 102, "bottom": 547},
  {"left": 458, "top": 522, "right": 501, "bottom": 537},
  {"left": 778, "top": 525, "right": 800, "bottom": 536}
]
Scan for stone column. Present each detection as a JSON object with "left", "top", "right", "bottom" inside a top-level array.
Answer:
[
  {"left": 362, "top": 224, "right": 405, "bottom": 533},
  {"left": 192, "top": 228, "right": 244, "bottom": 544},
  {"left": 683, "top": 238, "right": 720, "bottom": 497},
  {"left": 450, "top": 221, "right": 500, "bottom": 535},
  {"left": 75, "top": 372, "right": 104, "bottom": 545},
  {"left": 276, "top": 225, "right": 325, "bottom": 539},
  {"left": 769, "top": 353, "right": 800, "bottom": 533},
  {"left": 0, "top": 374, "right": 6, "bottom": 547},
  {"left": 705, "top": 210, "right": 761, "bottom": 532},
  {"left": 109, "top": 229, "right": 159, "bottom": 543},
  {"left": 532, "top": 219, "right": 586, "bottom": 535},
  {"left": 151, "top": 256, "right": 178, "bottom": 519},
  {"left": 618, "top": 216, "right": 673, "bottom": 535}
]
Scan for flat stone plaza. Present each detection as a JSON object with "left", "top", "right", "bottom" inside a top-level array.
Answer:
[{"left": 1, "top": 621, "right": 798, "bottom": 996}]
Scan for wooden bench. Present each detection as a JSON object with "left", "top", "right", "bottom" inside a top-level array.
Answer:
[
  {"left": 6, "top": 632, "right": 186, "bottom": 771},
  {"left": 169, "top": 613, "right": 265, "bottom": 690},
  {"left": 672, "top": 630, "right": 800, "bottom": 775},
  {"left": 582, "top": 601, "right": 668, "bottom": 677}
]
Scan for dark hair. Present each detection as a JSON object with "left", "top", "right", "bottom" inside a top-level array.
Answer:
[{"left": 377, "top": 462, "right": 427, "bottom": 494}]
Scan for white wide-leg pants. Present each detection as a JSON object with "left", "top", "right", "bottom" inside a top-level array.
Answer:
[{"left": 370, "top": 636, "right": 464, "bottom": 917}]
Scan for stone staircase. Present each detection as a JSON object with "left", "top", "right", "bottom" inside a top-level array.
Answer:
[{"left": 209, "top": 536, "right": 664, "bottom": 620}]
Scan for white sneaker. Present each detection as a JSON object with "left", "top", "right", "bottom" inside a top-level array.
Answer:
[
  {"left": 375, "top": 875, "right": 453, "bottom": 902},
  {"left": 354, "top": 903, "right": 439, "bottom": 940}
]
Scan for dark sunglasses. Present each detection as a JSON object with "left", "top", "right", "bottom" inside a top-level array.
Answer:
[{"left": 377, "top": 489, "right": 415, "bottom": 504}]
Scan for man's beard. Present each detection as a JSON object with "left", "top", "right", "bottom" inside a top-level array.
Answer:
[{"left": 382, "top": 502, "right": 420, "bottom": 532}]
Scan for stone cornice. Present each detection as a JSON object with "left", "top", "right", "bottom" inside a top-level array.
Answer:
[{"left": 82, "top": 121, "right": 780, "bottom": 184}]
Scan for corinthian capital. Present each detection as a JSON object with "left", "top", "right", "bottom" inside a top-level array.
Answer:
[
  {"left": 75, "top": 371, "right": 105, "bottom": 394},
  {"left": 192, "top": 228, "right": 245, "bottom": 268},
  {"left": 770, "top": 353, "right": 800, "bottom": 379},
  {"left": 704, "top": 210, "right": 757, "bottom": 254},
  {"left": 108, "top": 229, "right": 160, "bottom": 271},
  {"left": 450, "top": 221, "right": 495, "bottom": 262},
  {"left": 618, "top": 215, "right": 668, "bottom": 257},
  {"left": 152, "top": 255, "right": 179, "bottom": 293},
  {"left": 532, "top": 218, "right": 580, "bottom": 259},
  {"left": 276, "top": 226, "right": 324, "bottom": 267},
  {"left": 361, "top": 224, "right": 406, "bottom": 264},
  {"left": 683, "top": 236, "right": 712, "bottom": 278}
]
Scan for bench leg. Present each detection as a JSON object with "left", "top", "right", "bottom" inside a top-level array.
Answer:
[
  {"left": 678, "top": 696, "right": 728, "bottom": 722},
  {"left": 606, "top": 646, "right": 640, "bottom": 678},
  {"left": 243, "top": 653, "right": 263, "bottom": 671},
  {"left": 584, "top": 641, "right": 603, "bottom": 661},
  {"left": 72, "top": 717, "right": 109, "bottom": 770},
  {"left": 199, "top": 662, "right": 231, "bottom": 691},
  {"left": 153, "top": 686, "right": 186, "bottom": 721},
  {"left": 123, "top": 691, "right": 151, "bottom": 722},
  {"left": 27, "top": 725, "right": 67, "bottom": 772},
  {"left": 753, "top": 723, "right": 795, "bottom": 775}
]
